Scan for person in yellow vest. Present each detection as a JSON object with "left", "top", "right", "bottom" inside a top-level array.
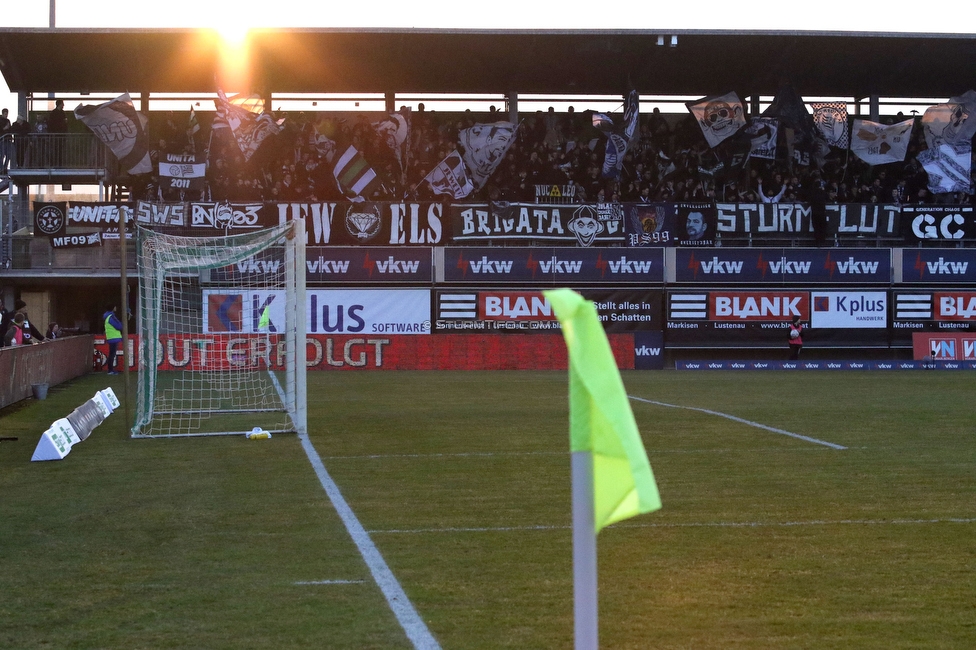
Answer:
[{"left": 103, "top": 305, "right": 124, "bottom": 375}]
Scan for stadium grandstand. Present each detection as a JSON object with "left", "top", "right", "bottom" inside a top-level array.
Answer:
[{"left": 1, "top": 27, "right": 975, "bottom": 367}]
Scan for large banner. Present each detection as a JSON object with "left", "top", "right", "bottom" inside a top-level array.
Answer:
[
  {"left": 716, "top": 203, "right": 901, "bottom": 238},
  {"left": 452, "top": 203, "right": 626, "bottom": 246},
  {"left": 279, "top": 201, "right": 446, "bottom": 245},
  {"left": 96, "top": 333, "right": 637, "bottom": 371},
  {"left": 433, "top": 289, "right": 663, "bottom": 333},
  {"left": 201, "top": 289, "right": 431, "bottom": 335},
  {"left": 666, "top": 289, "right": 888, "bottom": 347},
  {"left": 674, "top": 249, "right": 891, "bottom": 284},
  {"left": 899, "top": 249, "right": 976, "bottom": 283},
  {"left": 901, "top": 205, "right": 976, "bottom": 242},
  {"left": 207, "top": 247, "right": 433, "bottom": 284},
  {"left": 442, "top": 247, "right": 664, "bottom": 284}
]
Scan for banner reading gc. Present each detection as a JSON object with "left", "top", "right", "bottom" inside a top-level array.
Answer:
[{"left": 442, "top": 247, "right": 664, "bottom": 284}]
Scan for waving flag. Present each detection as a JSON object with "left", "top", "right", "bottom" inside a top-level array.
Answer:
[
  {"left": 213, "top": 90, "right": 281, "bottom": 162},
  {"left": 921, "top": 90, "right": 976, "bottom": 150},
  {"left": 918, "top": 143, "right": 973, "bottom": 194},
  {"left": 74, "top": 93, "right": 152, "bottom": 174},
  {"left": 687, "top": 92, "right": 746, "bottom": 148},
  {"left": 811, "top": 101, "right": 849, "bottom": 149},
  {"left": 746, "top": 117, "right": 779, "bottom": 159},
  {"left": 459, "top": 121, "right": 517, "bottom": 190},
  {"left": 595, "top": 90, "right": 640, "bottom": 178},
  {"left": 373, "top": 113, "right": 410, "bottom": 171},
  {"left": 333, "top": 145, "right": 380, "bottom": 198},
  {"left": 424, "top": 150, "right": 474, "bottom": 199},
  {"left": 850, "top": 119, "right": 914, "bottom": 165}
]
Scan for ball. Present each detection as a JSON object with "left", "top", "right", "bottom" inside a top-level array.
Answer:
[{"left": 789, "top": 328, "right": 800, "bottom": 340}]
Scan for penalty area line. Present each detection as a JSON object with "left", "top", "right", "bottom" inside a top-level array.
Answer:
[
  {"left": 628, "top": 395, "right": 847, "bottom": 450},
  {"left": 298, "top": 432, "right": 441, "bottom": 650}
]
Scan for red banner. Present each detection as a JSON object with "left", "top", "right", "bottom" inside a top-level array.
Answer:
[
  {"left": 912, "top": 332, "right": 976, "bottom": 360},
  {"left": 93, "top": 333, "right": 636, "bottom": 371}
]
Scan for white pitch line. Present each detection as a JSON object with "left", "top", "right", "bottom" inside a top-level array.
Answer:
[
  {"left": 628, "top": 395, "right": 847, "bottom": 450},
  {"left": 294, "top": 579, "right": 365, "bottom": 585},
  {"left": 298, "top": 432, "right": 441, "bottom": 650},
  {"left": 369, "top": 518, "right": 976, "bottom": 535}
]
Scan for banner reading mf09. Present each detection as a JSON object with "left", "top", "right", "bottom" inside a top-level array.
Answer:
[{"left": 202, "top": 289, "right": 432, "bottom": 335}]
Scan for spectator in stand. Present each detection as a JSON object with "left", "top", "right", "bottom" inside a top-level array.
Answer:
[
  {"left": 48, "top": 99, "right": 68, "bottom": 167},
  {"left": 46, "top": 322, "right": 64, "bottom": 340},
  {"left": 103, "top": 305, "right": 124, "bottom": 375},
  {"left": 4, "top": 313, "right": 25, "bottom": 347},
  {"left": 13, "top": 300, "right": 43, "bottom": 344},
  {"left": 0, "top": 296, "right": 10, "bottom": 347},
  {"left": 0, "top": 108, "right": 11, "bottom": 173}
]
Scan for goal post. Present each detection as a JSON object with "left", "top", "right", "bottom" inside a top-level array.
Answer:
[{"left": 132, "top": 219, "right": 307, "bottom": 438}]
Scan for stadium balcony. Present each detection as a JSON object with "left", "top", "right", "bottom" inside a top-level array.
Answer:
[{"left": 1, "top": 133, "right": 127, "bottom": 275}]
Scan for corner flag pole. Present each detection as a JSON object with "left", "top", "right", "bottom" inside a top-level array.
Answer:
[{"left": 572, "top": 450, "right": 599, "bottom": 650}]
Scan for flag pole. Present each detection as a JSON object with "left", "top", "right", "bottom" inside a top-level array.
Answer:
[{"left": 572, "top": 450, "right": 598, "bottom": 650}]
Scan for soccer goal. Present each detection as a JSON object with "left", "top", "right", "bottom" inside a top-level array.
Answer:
[{"left": 132, "top": 219, "right": 307, "bottom": 438}]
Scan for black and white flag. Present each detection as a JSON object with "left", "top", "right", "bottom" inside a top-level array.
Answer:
[
  {"left": 424, "top": 150, "right": 474, "bottom": 199},
  {"left": 921, "top": 90, "right": 976, "bottom": 150},
  {"left": 918, "top": 143, "right": 973, "bottom": 194},
  {"left": 687, "top": 92, "right": 746, "bottom": 148},
  {"left": 213, "top": 90, "right": 281, "bottom": 162},
  {"left": 811, "top": 101, "right": 849, "bottom": 149},
  {"left": 74, "top": 93, "right": 152, "bottom": 175},
  {"left": 458, "top": 122, "right": 517, "bottom": 190}
]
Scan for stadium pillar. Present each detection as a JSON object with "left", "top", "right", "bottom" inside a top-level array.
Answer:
[
  {"left": 385, "top": 92, "right": 396, "bottom": 113},
  {"left": 869, "top": 95, "right": 880, "bottom": 122},
  {"left": 750, "top": 94, "right": 760, "bottom": 117},
  {"left": 507, "top": 91, "right": 518, "bottom": 125},
  {"left": 140, "top": 91, "right": 150, "bottom": 114}
]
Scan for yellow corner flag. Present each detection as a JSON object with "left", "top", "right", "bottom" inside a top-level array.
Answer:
[{"left": 545, "top": 288, "right": 661, "bottom": 532}]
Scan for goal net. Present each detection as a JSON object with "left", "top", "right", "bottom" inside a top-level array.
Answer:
[{"left": 132, "top": 219, "right": 306, "bottom": 438}]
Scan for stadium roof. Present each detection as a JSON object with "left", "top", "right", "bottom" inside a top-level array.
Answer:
[{"left": 1, "top": 28, "right": 976, "bottom": 99}]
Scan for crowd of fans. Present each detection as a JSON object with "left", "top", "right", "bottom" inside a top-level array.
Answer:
[{"left": 10, "top": 102, "right": 975, "bottom": 208}]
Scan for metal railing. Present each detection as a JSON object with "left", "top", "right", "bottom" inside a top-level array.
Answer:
[{"left": 1, "top": 133, "right": 113, "bottom": 173}]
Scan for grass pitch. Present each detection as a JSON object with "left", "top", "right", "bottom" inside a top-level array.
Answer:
[{"left": 1, "top": 370, "right": 974, "bottom": 648}]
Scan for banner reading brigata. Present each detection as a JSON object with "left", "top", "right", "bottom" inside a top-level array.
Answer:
[
  {"left": 442, "top": 247, "right": 663, "bottom": 284},
  {"left": 202, "top": 289, "right": 431, "bottom": 335},
  {"left": 675, "top": 248, "right": 890, "bottom": 283},
  {"left": 452, "top": 203, "right": 626, "bottom": 246}
]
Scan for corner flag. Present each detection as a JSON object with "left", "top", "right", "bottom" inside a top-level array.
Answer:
[
  {"left": 545, "top": 288, "right": 661, "bottom": 531},
  {"left": 544, "top": 288, "right": 661, "bottom": 650}
]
